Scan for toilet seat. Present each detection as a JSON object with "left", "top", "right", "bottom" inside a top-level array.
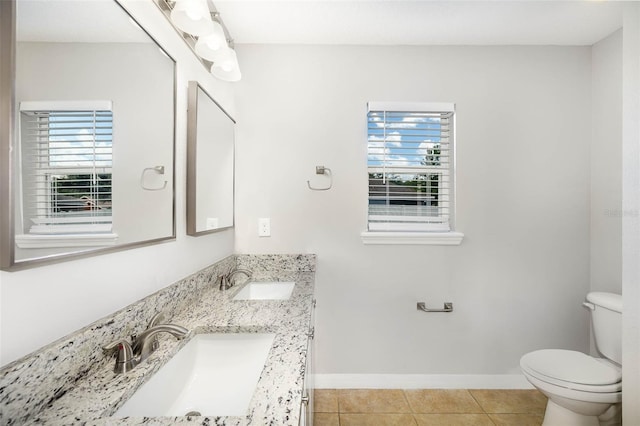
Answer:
[
  {"left": 521, "top": 349, "right": 621, "bottom": 393},
  {"left": 522, "top": 369, "right": 622, "bottom": 406}
]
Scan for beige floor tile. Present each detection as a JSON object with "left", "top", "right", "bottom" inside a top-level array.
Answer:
[
  {"left": 469, "top": 389, "right": 547, "bottom": 414},
  {"left": 404, "top": 390, "right": 483, "bottom": 414},
  {"left": 414, "top": 414, "right": 495, "bottom": 426},
  {"left": 338, "top": 389, "right": 411, "bottom": 413},
  {"left": 489, "top": 413, "right": 544, "bottom": 426},
  {"left": 340, "top": 413, "right": 417, "bottom": 426},
  {"left": 314, "top": 412, "right": 340, "bottom": 426},
  {"left": 315, "top": 389, "right": 339, "bottom": 412}
]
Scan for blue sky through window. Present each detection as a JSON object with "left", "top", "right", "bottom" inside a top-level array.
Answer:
[
  {"left": 367, "top": 111, "right": 444, "bottom": 171},
  {"left": 47, "top": 111, "right": 112, "bottom": 168}
]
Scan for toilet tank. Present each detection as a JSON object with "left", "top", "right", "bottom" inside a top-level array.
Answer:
[{"left": 586, "top": 292, "right": 622, "bottom": 365}]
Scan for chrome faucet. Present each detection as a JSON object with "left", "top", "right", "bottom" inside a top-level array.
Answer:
[
  {"left": 216, "top": 268, "right": 252, "bottom": 290},
  {"left": 102, "top": 314, "right": 189, "bottom": 374}
]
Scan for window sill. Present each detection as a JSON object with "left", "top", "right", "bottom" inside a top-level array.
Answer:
[
  {"left": 15, "top": 233, "right": 118, "bottom": 249},
  {"left": 361, "top": 231, "right": 464, "bottom": 245}
]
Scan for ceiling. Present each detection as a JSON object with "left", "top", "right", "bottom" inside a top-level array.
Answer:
[
  {"left": 215, "top": 1, "right": 625, "bottom": 46},
  {"left": 15, "top": 1, "right": 626, "bottom": 46},
  {"left": 17, "top": 0, "right": 150, "bottom": 43}
]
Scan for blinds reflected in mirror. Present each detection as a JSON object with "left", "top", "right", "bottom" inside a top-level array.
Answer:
[{"left": 19, "top": 102, "right": 113, "bottom": 235}]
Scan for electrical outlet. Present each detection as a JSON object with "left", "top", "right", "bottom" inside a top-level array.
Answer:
[{"left": 258, "top": 218, "right": 271, "bottom": 237}]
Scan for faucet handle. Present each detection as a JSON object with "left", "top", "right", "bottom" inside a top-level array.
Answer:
[
  {"left": 148, "top": 312, "right": 166, "bottom": 351},
  {"left": 216, "top": 274, "right": 230, "bottom": 290},
  {"left": 102, "top": 339, "right": 137, "bottom": 374}
]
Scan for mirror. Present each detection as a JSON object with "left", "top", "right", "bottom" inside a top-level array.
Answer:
[
  {"left": 0, "top": 0, "right": 176, "bottom": 269},
  {"left": 186, "top": 81, "right": 235, "bottom": 236}
]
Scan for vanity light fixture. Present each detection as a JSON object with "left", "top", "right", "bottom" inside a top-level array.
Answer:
[{"left": 156, "top": 0, "right": 241, "bottom": 82}]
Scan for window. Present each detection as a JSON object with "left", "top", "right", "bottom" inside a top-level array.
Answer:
[
  {"left": 16, "top": 101, "right": 117, "bottom": 248},
  {"left": 362, "top": 102, "right": 463, "bottom": 245}
]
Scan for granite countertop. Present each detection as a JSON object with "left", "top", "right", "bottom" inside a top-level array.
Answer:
[{"left": 31, "top": 270, "right": 315, "bottom": 425}]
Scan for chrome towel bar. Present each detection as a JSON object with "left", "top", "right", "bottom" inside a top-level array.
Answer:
[{"left": 417, "top": 302, "right": 453, "bottom": 313}]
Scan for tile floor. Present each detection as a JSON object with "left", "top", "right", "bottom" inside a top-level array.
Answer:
[{"left": 314, "top": 389, "right": 548, "bottom": 426}]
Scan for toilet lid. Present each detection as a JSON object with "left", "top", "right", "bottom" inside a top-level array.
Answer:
[{"left": 521, "top": 349, "right": 621, "bottom": 386}]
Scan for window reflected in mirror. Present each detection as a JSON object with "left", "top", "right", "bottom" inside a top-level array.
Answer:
[{"left": 17, "top": 103, "right": 116, "bottom": 249}]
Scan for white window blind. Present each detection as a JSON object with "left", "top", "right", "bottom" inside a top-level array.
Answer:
[
  {"left": 367, "top": 102, "right": 454, "bottom": 232},
  {"left": 20, "top": 102, "right": 113, "bottom": 235}
]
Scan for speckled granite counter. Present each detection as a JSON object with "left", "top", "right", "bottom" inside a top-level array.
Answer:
[{"left": 0, "top": 254, "right": 316, "bottom": 425}]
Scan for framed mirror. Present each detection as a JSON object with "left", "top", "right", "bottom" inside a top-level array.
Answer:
[
  {"left": 0, "top": 0, "right": 176, "bottom": 270},
  {"left": 186, "top": 81, "right": 235, "bottom": 236}
]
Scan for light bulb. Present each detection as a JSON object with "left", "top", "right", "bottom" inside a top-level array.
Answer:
[
  {"left": 194, "top": 21, "right": 227, "bottom": 61},
  {"left": 171, "top": 0, "right": 213, "bottom": 36},
  {"left": 185, "top": 9, "right": 202, "bottom": 21},
  {"left": 207, "top": 37, "right": 221, "bottom": 50},
  {"left": 210, "top": 48, "right": 241, "bottom": 82},
  {"left": 221, "top": 61, "right": 234, "bottom": 72},
  {"left": 211, "top": 65, "right": 242, "bottom": 82}
]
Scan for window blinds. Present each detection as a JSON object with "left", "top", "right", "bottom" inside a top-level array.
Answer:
[
  {"left": 20, "top": 105, "right": 113, "bottom": 234},
  {"left": 367, "top": 102, "right": 454, "bottom": 232}
]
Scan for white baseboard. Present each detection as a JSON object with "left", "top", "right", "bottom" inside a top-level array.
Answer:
[{"left": 313, "top": 374, "right": 534, "bottom": 389}]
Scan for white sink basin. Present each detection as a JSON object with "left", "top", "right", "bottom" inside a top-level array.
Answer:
[
  {"left": 113, "top": 333, "right": 275, "bottom": 417},
  {"left": 233, "top": 281, "right": 295, "bottom": 300}
]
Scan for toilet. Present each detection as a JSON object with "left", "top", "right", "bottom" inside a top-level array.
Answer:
[{"left": 520, "top": 292, "right": 622, "bottom": 426}]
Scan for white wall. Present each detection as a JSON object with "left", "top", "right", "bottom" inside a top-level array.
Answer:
[
  {"left": 0, "top": 0, "right": 235, "bottom": 366},
  {"left": 591, "top": 30, "right": 623, "bottom": 296},
  {"left": 622, "top": 4, "right": 640, "bottom": 424},
  {"left": 234, "top": 44, "right": 593, "bottom": 382}
]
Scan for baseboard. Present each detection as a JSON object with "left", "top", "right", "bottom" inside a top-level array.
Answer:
[{"left": 313, "top": 374, "right": 534, "bottom": 389}]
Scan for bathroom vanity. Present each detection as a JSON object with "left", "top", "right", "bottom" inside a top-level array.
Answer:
[{"left": 0, "top": 254, "right": 316, "bottom": 425}]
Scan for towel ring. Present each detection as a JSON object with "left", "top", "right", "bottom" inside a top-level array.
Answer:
[
  {"left": 140, "top": 166, "right": 168, "bottom": 191},
  {"left": 307, "top": 166, "right": 332, "bottom": 191}
]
